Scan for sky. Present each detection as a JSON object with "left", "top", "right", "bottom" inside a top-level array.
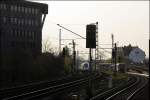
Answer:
[{"left": 35, "top": 1, "right": 149, "bottom": 59}]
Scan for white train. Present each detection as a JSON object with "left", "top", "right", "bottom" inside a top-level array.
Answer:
[{"left": 79, "top": 62, "right": 90, "bottom": 72}]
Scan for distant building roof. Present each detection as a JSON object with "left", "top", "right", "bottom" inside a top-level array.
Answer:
[
  {"left": 2, "top": 0, "right": 48, "bottom": 14},
  {"left": 117, "top": 44, "right": 138, "bottom": 57}
]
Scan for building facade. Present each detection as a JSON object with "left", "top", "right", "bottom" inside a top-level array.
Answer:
[
  {"left": 116, "top": 44, "right": 145, "bottom": 63},
  {"left": 0, "top": 0, "right": 48, "bottom": 59}
]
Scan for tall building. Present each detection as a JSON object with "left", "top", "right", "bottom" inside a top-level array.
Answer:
[{"left": 0, "top": 0, "right": 48, "bottom": 59}]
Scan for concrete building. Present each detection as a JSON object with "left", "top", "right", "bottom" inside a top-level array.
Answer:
[{"left": 0, "top": 0, "right": 48, "bottom": 59}]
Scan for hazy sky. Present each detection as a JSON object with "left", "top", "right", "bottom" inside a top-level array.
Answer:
[{"left": 36, "top": 1, "right": 149, "bottom": 59}]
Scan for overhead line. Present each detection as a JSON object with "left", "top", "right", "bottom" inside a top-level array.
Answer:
[
  {"left": 61, "top": 38, "right": 85, "bottom": 40},
  {"left": 57, "top": 24, "right": 86, "bottom": 39},
  {"left": 99, "top": 46, "right": 112, "bottom": 54},
  {"left": 99, "top": 44, "right": 112, "bottom": 45}
]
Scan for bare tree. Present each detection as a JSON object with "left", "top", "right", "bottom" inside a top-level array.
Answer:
[{"left": 42, "top": 38, "right": 53, "bottom": 53}]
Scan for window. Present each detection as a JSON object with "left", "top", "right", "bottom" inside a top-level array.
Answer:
[
  {"left": 25, "top": 7, "right": 28, "bottom": 13},
  {"left": 25, "top": 19, "right": 28, "bottom": 25},
  {"left": 0, "top": 3, "right": 6, "bottom": 10},
  {"left": 32, "top": 8, "right": 35, "bottom": 14},
  {"left": 21, "top": 19, "right": 24, "bottom": 25},
  {"left": 14, "top": 18, "right": 17, "bottom": 24},
  {"left": 18, "top": 19, "right": 21, "bottom": 25},
  {"left": 16, "top": 31, "right": 19, "bottom": 37},
  {"left": 3, "top": 17, "right": 6, "bottom": 23},
  {"left": 22, "top": 31, "right": 24, "bottom": 37},
  {"left": 28, "top": 8, "right": 31, "bottom": 13},
  {"left": 32, "top": 32, "right": 34, "bottom": 40},
  {"left": 10, "top": 30, "right": 13, "bottom": 37},
  {"left": 10, "top": 17, "right": 14, "bottom": 23},
  {"left": 11, "top": 41, "right": 15, "bottom": 47},
  {"left": 14, "top": 5, "right": 17, "bottom": 12},
  {"left": 25, "top": 31, "right": 27, "bottom": 38},
  {"left": 14, "top": 30, "right": 17, "bottom": 37},
  {"left": 2, "top": 4, "right": 7, "bottom": 10},
  {"left": 35, "top": 8, "right": 39, "bottom": 14},
  {"left": 31, "top": 20, "right": 34, "bottom": 26},
  {"left": 35, "top": 20, "right": 39, "bottom": 26},
  {"left": 28, "top": 19, "right": 31, "bottom": 25},
  {"left": 21, "top": 6, "right": 24, "bottom": 12},
  {"left": 8, "top": 41, "right": 11, "bottom": 47},
  {"left": 29, "top": 31, "right": 31, "bottom": 38},
  {"left": 18, "top": 30, "right": 20, "bottom": 37},
  {"left": 18, "top": 6, "right": 21, "bottom": 12},
  {"left": 0, "top": 4, "right": 2, "bottom": 9},
  {"left": 10, "top": 5, "right": 14, "bottom": 11}
]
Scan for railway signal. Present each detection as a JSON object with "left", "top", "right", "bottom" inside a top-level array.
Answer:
[
  {"left": 86, "top": 24, "right": 96, "bottom": 48},
  {"left": 86, "top": 23, "right": 97, "bottom": 99}
]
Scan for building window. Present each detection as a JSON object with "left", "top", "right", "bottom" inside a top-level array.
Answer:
[
  {"left": 32, "top": 32, "right": 34, "bottom": 40},
  {"left": 11, "top": 41, "right": 15, "bottom": 47},
  {"left": 25, "top": 7, "right": 28, "bottom": 13},
  {"left": 18, "top": 19, "right": 20, "bottom": 25},
  {"left": 18, "top": 30, "right": 20, "bottom": 37},
  {"left": 29, "top": 19, "right": 31, "bottom": 25},
  {"left": 35, "top": 8, "right": 39, "bottom": 14},
  {"left": 14, "top": 30, "right": 17, "bottom": 37},
  {"left": 1, "top": 3, "right": 7, "bottom": 10},
  {"left": 25, "top": 19, "right": 28, "bottom": 25},
  {"left": 21, "top": 6, "right": 24, "bottom": 13},
  {"left": 10, "top": 5, "right": 14, "bottom": 11},
  {"left": 28, "top": 8, "right": 31, "bottom": 13},
  {"left": 0, "top": 4, "right": 2, "bottom": 9},
  {"left": 16, "top": 31, "right": 19, "bottom": 37},
  {"left": 10, "top": 30, "right": 13, "bottom": 37},
  {"left": 25, "top": 31, "right": 27, "bottom": 38},
  {"left": 29, "top": 31, "right": 31, "bottom": 38},
  {"left": 31, "top": 8, "right": 35, "bottom": 14},
  {"left": 18, "top": 6, "right": 21, "bottom": 12},
  {"left": 22, "top": 31, "right": 24, "bottom": 37},
  {"left": 14, "top": 18, "right": 17, "bottom": 24},
  {"left": 3, "top": 17, "right": 6, "bottom": 23},
  {"left": 21, "top": 19, "right": 24, "bottom": 25},
  {"left": 35, "top": 20, "right": 39, "bottom": 26},
  {"left": 0, "top": 3, "right": 6, "bottom": 10},
  {"left": 10, "top": 17, "right": 13, "bottom": 23},
  {"left": 14, "top": 5, "right": 17, "bottom": 12},
  {"left": 31, "top": 20, "right": 34, "bottom": 26}
]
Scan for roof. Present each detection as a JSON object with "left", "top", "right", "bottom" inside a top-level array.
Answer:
[{"left": 1, "top": 0, "right": 48, "bottom": 14}]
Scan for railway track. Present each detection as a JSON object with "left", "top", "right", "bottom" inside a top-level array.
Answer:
[
  {"left": 106, "top": 75, "right": 148, "bottom": 100},
  {"left": 2, "top": 72, "right": 147, "bottom": 100},
  {"left": 90, "top": 74, "right": 148, "bottom": 100},
  {"left": 0, "top": 73, "right": 94, "bottom": 100},
  {"left": 90, "top": 75, "right": 136, "bottom": 100}
]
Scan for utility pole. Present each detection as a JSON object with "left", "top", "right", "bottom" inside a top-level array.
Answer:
[
  {"left": 72, "top": 40, "right": 76, "bottom": 73},
  {"left": 111, "top": 34, "right": 114, "bottom": 64},
  {"left": 95, "top": 22, "right": 99, "bottom": 72},
  {"left": 76, "top": 50, "right": 79, "bottom": 73},
  {"left": 89, "top": 48, "right": 92, "bottom": 72},
  {"left": 59, "top": 29, "right": 61, "bottom": 54},
  {"left": 88, "top": 47, "right": 93, "bottom": 98},
  {"left": 114, "top": 43, "right": 117, "bottom": 76}
]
